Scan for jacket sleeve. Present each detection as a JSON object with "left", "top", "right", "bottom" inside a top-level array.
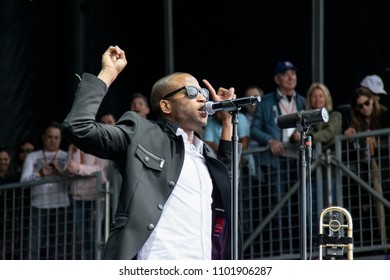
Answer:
[
  {"left": 61, "top": 73, "right": 129, "bottom": 161},
  {"left": 250, "top": 101, "right": 275, "bottom": 145}
]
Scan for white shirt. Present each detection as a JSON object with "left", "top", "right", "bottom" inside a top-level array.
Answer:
[
  {"left": 278, "top": 90, "right": 299, "bottom": 158},
  {"left": 278, "top": 90, "right": 298, "bottom": 143},
  {"left": 138, "top": 129, "right": 213, "bottom": 259}
]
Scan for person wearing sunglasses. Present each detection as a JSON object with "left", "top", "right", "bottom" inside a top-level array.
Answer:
[
  {"left": 343, "top": 85, "right": 390, "bottom": 247},
  {"left": 343, "top": 86, "right": 390, "bottom": 188},
  {"left": 62, "top": 46, "right": 241, "bottom": 260},
  {"left": 343, "top": 87, "right": 389, "bottom": 137}
]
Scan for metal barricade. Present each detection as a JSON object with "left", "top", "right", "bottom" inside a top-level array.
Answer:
[
  {"left": 0, "top": 172, "right": 110, "bottom": 260},
  {"left": 3, "top": 128, "right": 390, "bottom": 260},
  {"left": 240, "top": 128, "right": 390, "bottom": 259}
]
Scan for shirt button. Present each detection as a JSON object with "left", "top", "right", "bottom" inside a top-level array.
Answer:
[
  {"left": 147, "top": 224, "right": 155, "bottom": 230},
  {"left": 144, "top": 156, "right": 150, "bottom": 162},
  {"left": 169, "top": 181, "right": 175, "bottom": 189},
  {"left": 157, "top": 204, "right": 163, "bottom": 210}
]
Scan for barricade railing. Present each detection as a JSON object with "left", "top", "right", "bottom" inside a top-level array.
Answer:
[
  {"left": 239, "top": 144, "right": 302, "bottom": 259},
  {"left": 0, "top": 172, "right": 108, "bottom": 260},
  {"left": 334, "top": 128, "right": 390, "bottom": 253},
  {"left": 240, "top": 128, "right": 390, "bottom": 259},
  {"left": 2, "top": 128, "right": 390, "bottom": 260}
]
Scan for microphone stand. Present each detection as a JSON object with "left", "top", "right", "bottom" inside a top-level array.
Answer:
[
  {"left": 297, "top": 124, "right": 311, "bottom": 260},
  {"left": 230, "top": 109, "right": 240, "bottom": 260}
]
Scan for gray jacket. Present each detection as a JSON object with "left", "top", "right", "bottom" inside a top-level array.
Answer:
[{"left": 62, "top": 73, "right": 241, "bottom": 260}]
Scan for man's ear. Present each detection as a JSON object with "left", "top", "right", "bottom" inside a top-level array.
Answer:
[{"left": 160, "top": 100, "right": 172, "bottom": 114}]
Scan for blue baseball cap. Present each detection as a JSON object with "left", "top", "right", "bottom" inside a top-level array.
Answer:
[{"left": 274, "top": 61, "right": 298, "bottom": 74}]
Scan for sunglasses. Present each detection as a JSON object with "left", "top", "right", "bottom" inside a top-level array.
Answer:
[
  {"left": 355, "top": 99, "right": 371, "bottom": 110},
  {"left": 162, "top": 86, "right": 209, "bottom": 101}
]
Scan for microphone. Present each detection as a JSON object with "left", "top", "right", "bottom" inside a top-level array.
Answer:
[
  {"left": 277, "top": 108, "right": 329, "bottom": 129},
  {"left": 203, "top": 96, "right": 261, "bottom": 115}
]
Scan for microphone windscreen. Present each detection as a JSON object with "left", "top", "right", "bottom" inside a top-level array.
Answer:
[
  {"left": 277, "top": 112, "right": 300, "bottom": 129},
  {"left": 203, "top": 101, "right": 215, "bottom": 115}
]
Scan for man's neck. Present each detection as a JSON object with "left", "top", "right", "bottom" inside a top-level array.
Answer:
[
  {"left": 183, "top": 129, "right": 195, "bottom": 144},
  {"left": 278, "top": 88, "right": 294, "bottom": 96},
  {"left": 43, "top": 148, "right": 59, "bottom": 152},
  {"left": 278, "top": 89, "right": 294, "bottom": 102}
]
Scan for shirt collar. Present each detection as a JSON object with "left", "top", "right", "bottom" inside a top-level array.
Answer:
[
  {"left": 277, "top": 88, "right": 296, "bottom": 102},
  {"left": 176, "top": 128, "right": 203, "bottom": 153}
]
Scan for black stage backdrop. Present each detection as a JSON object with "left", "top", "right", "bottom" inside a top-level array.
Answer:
[{"left": 1, "top": 0, "right": 389, "bottom": 154}]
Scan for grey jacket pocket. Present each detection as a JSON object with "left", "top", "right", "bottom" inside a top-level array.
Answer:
[
  {"left": 135, "top": 144, "right": 165, "bottom": 171},
  {"left": 111, "top": 214, "right": 128, "bottom": 231}
]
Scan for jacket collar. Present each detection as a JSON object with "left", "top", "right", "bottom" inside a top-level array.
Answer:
[
  {"left": 157, "top": 118, "right": 179, "bottom": 135},
  {"left": 275, "top": 88, "right": 297, "bottom": 102},
  {"left": 157, "top": 118, "right": 203, "bottom": 140}
]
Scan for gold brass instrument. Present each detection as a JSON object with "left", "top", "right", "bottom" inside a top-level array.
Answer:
[{"left": 318, "top": 206, "right": 353, "bottom": 260}]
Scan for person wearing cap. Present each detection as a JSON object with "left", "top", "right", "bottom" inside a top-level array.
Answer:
[
  {"left": 360, "top": 74, "right": 388, "bottom": 106},
  {"left": 343, "top": 81, "right": 390, "bottom": 244},
  {"left": 343, "top": 87, "right": 389, "bottom": 137},
  {"left": 250, "top": 61, "right": 306, "bottom": 253},
  {"left": 251, "top": 61, "right": 306, "bottom": 169},
  {"left": 341, "top": 74, "right": 388, "bottom": 132},
  {"left": 343, "top": 86, "right": 390, "bottom": 172}
]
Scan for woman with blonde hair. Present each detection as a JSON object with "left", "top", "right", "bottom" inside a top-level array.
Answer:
[
  {"left": 290, "top": 83, "right": 342, "bottom": 149},
  {"left": 305, "top": 83, "right": 342, "bottom": 149}
]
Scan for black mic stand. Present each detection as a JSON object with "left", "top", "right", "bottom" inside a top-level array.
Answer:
[
  {"left": 230, "top": 109, "right": 240, "bottom": 260},
  {"left": 297, "top": 123, "right": 312, "bottom": 260}
]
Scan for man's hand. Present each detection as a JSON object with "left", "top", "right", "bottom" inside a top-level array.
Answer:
[
  {"left": 269, "top": 139, "right": 285, "bottom": 156},
  {"left": 202, "top": 79, "right": 236, "bottom": 141},
  {"left": 202, "top": 79, "right": 236, "bottom": 102},
  {"left": 344, "top": 127, "right": 356, "bottom": 137},
  {"left": 98, "top": 45, "right": 127, "bottom": 87},
  {"left": 39, "top": 163, "right": 57, "bottom": 177},
  {"left": 202, "top": 79, "right": 236, "bottom": 124},
  {"left": 65, "top": 160, "right": 80, "bottom": 176}
]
